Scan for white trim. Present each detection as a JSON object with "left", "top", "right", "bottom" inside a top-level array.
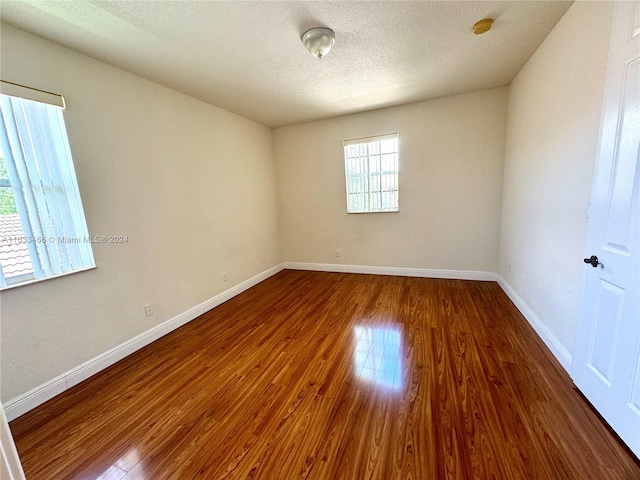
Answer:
[
  {"left": 3, "top": 263, "right": 285, "bottom": 421},
  {"left": 496, "top": 275, "right": 572, "bottom": 373},
  {"left": 4, "top": 263, "right": 574, "bottom": 421},
  {"left": 1, "top": 266, "right": 96, "bottom": 291},
  {"left": 0, "top": 406, "right": 25, "bottom": 479},
  {"left": 284, "top": 262, "right": 497, "bottom": 281}
]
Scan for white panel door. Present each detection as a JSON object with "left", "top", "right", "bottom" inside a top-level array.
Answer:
[{"left": 572, "top": 1, "right": 640, "bottom": 459}]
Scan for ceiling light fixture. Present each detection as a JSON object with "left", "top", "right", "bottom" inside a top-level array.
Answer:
[
  {"left": 302, "top": 27, "right": 335, "bottom": 59},
  {"left": 473, "top": 18, "right": 494, "bottom": 35}
]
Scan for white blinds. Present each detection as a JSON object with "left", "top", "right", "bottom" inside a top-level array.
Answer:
[
  {"left": 0, "top": 94, "right": 94, "bottom": 286},
  {"left": 343, "top": 133, "right": 399, "bottom": 213}
]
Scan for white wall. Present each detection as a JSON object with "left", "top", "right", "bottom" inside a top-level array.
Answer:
[
  {"left": 498, "top": 1, "right": 614, "bottom": 355},
  {"left": 274, "top": 87, "right": 507, "bottom": 273},
  {"left": 0, "top": 24, "right": 281, "bottom": 401},
  {"left": 0, "top": 0, "right": 617, "bottom": 408}
]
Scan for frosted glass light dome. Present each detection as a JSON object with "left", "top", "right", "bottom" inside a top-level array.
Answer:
[{"left": 302, "top": 27, "right": 335, "bottom": 59}]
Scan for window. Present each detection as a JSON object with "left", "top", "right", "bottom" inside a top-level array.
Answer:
[
  {"left": 0, "top": 90, "right": 94, "bottom": 288},
  {"left": 343, "top": 133, "right": 399, "bottom": 213}
]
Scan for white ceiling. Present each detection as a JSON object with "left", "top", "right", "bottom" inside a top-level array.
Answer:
[{"left": 0, "top": 1, "right": 572, "bottom": 128}]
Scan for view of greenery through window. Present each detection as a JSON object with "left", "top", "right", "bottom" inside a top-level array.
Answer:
[{"left": 0, "top": 156, "right": 18, "bottom": 215}]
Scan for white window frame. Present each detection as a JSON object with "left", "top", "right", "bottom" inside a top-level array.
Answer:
[
  {"left": 0, "top": 87, "right": 95, "bottom": 289},
  {"left": 343, "top": 133, "right": 399, "bottom": 214}
]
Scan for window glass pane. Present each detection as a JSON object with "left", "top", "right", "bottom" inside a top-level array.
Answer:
[
  {"left": 0, "top": 156, "right": 17, "bottom": 213},
  {"left": 0, "top": 207, "right": 34, "bottom": 278},
  {"left": 343, "top": 134, "right": 399, "bottom": 213},
  {"left": 0, "top": 185, "right": 17, "bottom": 214},
  {"left": 0, "top": 155, "right": 34, "bottom": 279},
  {"left": 380, "top": 138, "right": 396, "bottom": 154},
  {"left": 381, "top": 153, "right": 395, "bottom": 172},
  {"left": 369, "top": 155, "right": 380, "bottom": 175}
]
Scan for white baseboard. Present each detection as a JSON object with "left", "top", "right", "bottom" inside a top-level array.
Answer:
[
  {"left": 4, "top": 263, "right": 285, "bottom": 422},
  {"left": 284, "top": 262, "right": 497, "bottom": 281},
  {"left": 4, "top": 264, "right": 571, "bottom": 421},
  {"left": 496, "top": 275, "right": 572, "bottom": 373}
]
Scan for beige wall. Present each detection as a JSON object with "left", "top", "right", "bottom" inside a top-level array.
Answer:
[
  {"left": 274, "top": 88, "right": 508, "bottom": 272},
  {"left": 498, "top": 1, "right": 614, "bottom": 353},
  {"left": 0, "top": 0, "right": 617, "bottom": 406},
  {"left": 0, "top": 24, "right": 281, "bottom": 401}
]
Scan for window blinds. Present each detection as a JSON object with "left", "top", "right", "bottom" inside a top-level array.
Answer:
[
  {"left": 0, "top": 80, "right": 65, "bottom": 109},
  {"left": 343, "top": 133, "right": 399, "bottom": 213},
  {"left": 0, "top": 94, "right": 94, "bottom": 287}
]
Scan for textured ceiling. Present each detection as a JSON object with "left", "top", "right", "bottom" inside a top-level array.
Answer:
[{"left": 0, "top": 1, "right": 572, "bottom": 127}]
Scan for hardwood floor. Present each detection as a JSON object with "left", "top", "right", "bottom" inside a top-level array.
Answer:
[{"left": 9, "top": 270, "right": 640, "bottom": 479}]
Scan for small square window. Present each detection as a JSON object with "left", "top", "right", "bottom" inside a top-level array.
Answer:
[{"left": 343, "top": 133, "right": 399, "bottom": 213}]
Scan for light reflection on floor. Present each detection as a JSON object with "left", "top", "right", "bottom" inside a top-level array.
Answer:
[
  {"left": 93, "top": 448, "right": 141, "bottom": 479},
  {"left": 353, "top": 325, "right": 403, "bottom": 390}
]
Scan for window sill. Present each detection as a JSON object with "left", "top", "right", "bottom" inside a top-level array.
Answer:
[
  {"left": 1, "top": 266, "right": 96, "bottom": 291},
  {"left": 347, "top": 209, "right": 400, "bottom": 214}
]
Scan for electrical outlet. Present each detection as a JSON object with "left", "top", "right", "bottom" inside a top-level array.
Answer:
[
  {"left": 222, "top": 272, "right": 228, "bottom": 282},
  {"left": 144, "top": 303, "right": 154, "bottom": 317},
  {"left": 335, "top": 250, "right": 340, "bottom": 257}
]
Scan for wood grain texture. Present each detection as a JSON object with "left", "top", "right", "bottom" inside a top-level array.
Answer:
[{"left": 9, "top": 270, "right": 640, "bottom": 479}]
